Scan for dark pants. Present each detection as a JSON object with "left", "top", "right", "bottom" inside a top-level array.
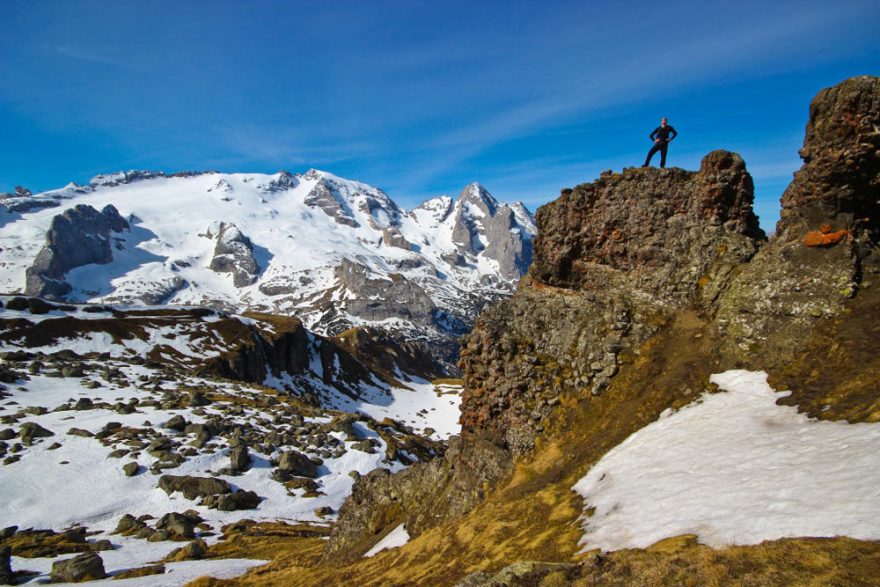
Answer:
[{"left": 644, "top": 141, "right": 669, "bottom": 167}]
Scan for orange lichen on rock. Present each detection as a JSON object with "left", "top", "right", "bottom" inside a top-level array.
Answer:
[{"left": 803, "top": 227, "right": 849, "bottom": 247}]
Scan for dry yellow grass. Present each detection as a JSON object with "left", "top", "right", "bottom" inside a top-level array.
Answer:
[{"left": 183, "top": 306, "right": 880, "bottom": 586}]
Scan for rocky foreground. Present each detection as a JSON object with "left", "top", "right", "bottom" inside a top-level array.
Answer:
[
  {"left": 200, "top": 76, "right": 878, "bottom": 586},
  {"left": 0, "top": 298, "right": 460, "bottom": 584}
]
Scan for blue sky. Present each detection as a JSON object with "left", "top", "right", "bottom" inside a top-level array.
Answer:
[{"left": 1, "top": 0, "right": 878, "bottom": 231}]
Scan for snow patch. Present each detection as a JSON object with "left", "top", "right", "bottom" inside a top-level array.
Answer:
[
  {"left": 363, "top": 523, "right": 410, "bottom": 557},
  {"left": 573, "top": 370, "right": 880, "bottom": 551}
]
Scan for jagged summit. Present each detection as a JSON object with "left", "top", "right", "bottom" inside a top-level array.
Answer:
[{"left": 777, "top": 75, "right": 880, "bottom": 241}]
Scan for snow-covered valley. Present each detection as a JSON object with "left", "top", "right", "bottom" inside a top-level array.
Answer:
[{"left": 0, "top": 296, "right": 460, "bottom": 584}]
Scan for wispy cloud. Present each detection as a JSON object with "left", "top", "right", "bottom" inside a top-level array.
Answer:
[
  {"left": 55, "top": 45, "right": 120, "bottom": 66},
  {"left": 215, "top": 124, "right": 377, "bottom": 168},
  {"left": 387, "top": 2, "right": 870, "bottom": 190}
]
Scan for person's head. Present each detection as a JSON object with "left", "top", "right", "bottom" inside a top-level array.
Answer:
[{"left": 661, "top": 117, "right": 668, "bottom": 126}]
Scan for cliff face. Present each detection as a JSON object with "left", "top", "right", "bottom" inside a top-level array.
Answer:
[
  {"left": 716, "top": 76, "right": 880, "bottom": 384},
  {"left": 25, "top": 204, "right": 129, "bottom": 299},
  {"left": 459, "top": 150, "right": 765, "bottom": 453},
  {"left": 531, "top": 150, "right": 764, "bottom": 300}
]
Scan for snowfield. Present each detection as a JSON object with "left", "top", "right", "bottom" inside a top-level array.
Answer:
[
  {"left": 573, "top": 370, "right": 880, "bottom": 551},
  {"left": 0, "top": 170, "right": 534, "bottom": 353},
  {"left": 0, "top": 300, "right": 462, "bottom": 584}
]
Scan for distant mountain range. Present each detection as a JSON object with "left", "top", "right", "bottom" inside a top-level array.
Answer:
[{"left": 0, "top": 169, "right": 536, "bottom": 372}]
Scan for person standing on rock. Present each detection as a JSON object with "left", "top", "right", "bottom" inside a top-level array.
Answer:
[{"left": 644, "top": 117, "right": 678, "bottom": 168}]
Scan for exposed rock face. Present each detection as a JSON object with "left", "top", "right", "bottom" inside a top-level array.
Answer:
[
  {"left": 382, "top": 226, "right": 411, "bottom": 249},
  {"left": 332, "top": 326, "right": 445, "bottom": 381},
  {"left": 716, "top": 76, "right": 880, "bottom": 366},
  {"left": 777, "top": 76, "right": 880, "bottom": 241},
  {"left": 325, "top": 435, "right": 512, "bottom": 562},
  {"left": 303, "top": 170, "right": 362, "bottom": 228},
  {"left": 334, "top": 259, "right": 436, "bottom": 326},
  {"left": 25, "top": 204, "right": 129, "bottom": 299},
  {"left": 451, "top": 183, "right": 535, "bottom": 280},
  {"left": 460, "top": 150, "right": 764, "bottom": 453},
  {"left": 531, "top": 150, "right": 764, "bottom": 303},
  {"left": 50, "top": 552, "right": 107, "bottom": 583},
  {"left": 259, "top": 170, "right": 298, "bottom": 193},
  {"left": 207, "top": 222, "right": 261, "bottom": 287}
]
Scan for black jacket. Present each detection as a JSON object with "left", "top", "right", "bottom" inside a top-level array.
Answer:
[{"left": 650, "top": 125, "right": 678, "bottom": 143}]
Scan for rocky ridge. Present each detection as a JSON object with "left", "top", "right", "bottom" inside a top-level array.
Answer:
[{"left": 318, "top": 76, "right": 880, "bottom": 579}]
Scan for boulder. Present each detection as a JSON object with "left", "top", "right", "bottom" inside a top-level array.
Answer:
[
  {"left": 276, "top": 450, "right": 318, "bottom": 479},
  {"left": 114, "top": 514, "right": 146, "bottom": 536},
  {"left": 158, "top": 475, "right": 231, "bottom": 500},
  {"left": 20, "top": 422, "right": 54, "bottom": 445},
  {"left": 49, "top": 552, "right": 106, "bottom": 583},
  {"left": 162, "top": 415, "right": 187, "bottom": 432},
  {"left": 165, "top": 539, "right": 207, "bottom": 562},
  {"left": 209, "top": 490, "right": 261, "bottom": 511},
  {"left": 155, "top": 513, "right": 195, "bottom": 540},
  {"left": 228, "top": 445, "right": 251, "bottom": 473}
]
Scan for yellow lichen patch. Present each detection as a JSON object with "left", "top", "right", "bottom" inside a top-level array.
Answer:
[{"left": 646, "top": 534, "right": 701, "bottom": 554}]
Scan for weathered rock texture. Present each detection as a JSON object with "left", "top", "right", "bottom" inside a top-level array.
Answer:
[
  {"left": 25, "top": 204, "right": 129, "bottom": 299},
  {"left": 326, "top": 77, "right": 880, "bottom": 568},
  {"left": 334, "top": 259, "right": 436, "bottom": 326},
  {"left": 460, "top": 150, "right": 764, "bottom": 453},
  {"left": 325, "top": 435, "right": 512, "bottom": 562},
  {"left": 50, "top": 552, "right": 107, "bottom": 583},
  {"left": 207, "top": 222, "right": 261, "bottom": 287},
  {"left": 716, "top": 75, "right": 880, "bottom": 367}
]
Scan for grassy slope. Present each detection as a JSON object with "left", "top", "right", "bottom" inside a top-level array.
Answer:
[{"left": 188, "top": 297, "right": 880, "bottom": 586}]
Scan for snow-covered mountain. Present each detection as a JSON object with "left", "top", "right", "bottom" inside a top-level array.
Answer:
[{"left": 0, "top": 170, "right": 536, "bottom": 371}]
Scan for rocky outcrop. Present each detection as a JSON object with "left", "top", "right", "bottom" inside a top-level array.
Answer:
[
  {"left": 334, "top": 259, "right": 436, "bottom": 326},
  {"left": 207, "top": 222, "right": 261, "bottom": 287},
  {"left": 460, "top": 150, "right": 765, "bottom": 453},
  {"left": 303, "top": 170, "right": 361, "bottom": 228},
  {"left": 88, "top": 169, "right": 212, "bottom": 188},
  {"left": 25, "top": 204, "right": 129, "bottom": 299},
  {"left": 333, "top": 326, "right": 446, "bottom": 381},
  {"left": 715, "top": 76, "right": 880, "bottom": 367},
  {"left": 776, "top": 76, "right": 880, "bottom": 241},
  {"left": 259, "top": 170, "right": 299, "bottom": 193},
  {"left": 382, "top": 227, "right": 411, "bottom": 249},
  {"left": 324, "top": 434, "right": 512, "bottom": 562},
  {"left": 530, "top": 150, "right": 764, "bottom": 302},
  {"left": 0, "top": 186, "right": 61, "bottom": 214}
]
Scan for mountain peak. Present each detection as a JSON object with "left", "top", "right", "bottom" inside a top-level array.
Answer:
[{"left": 459, "top": 182, "right": 499, "bottom": 213}]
